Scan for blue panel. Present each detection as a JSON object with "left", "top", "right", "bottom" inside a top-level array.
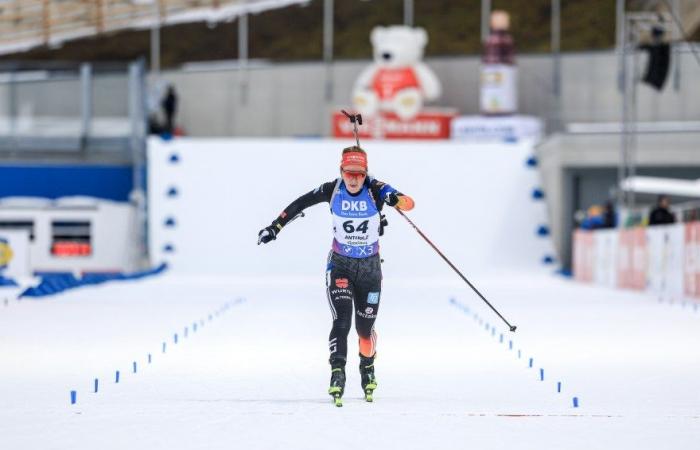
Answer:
[{"left": 0, "top": 164, "right": 133, "bottom": 201}]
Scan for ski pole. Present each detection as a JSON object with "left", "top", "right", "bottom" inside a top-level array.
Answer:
[
  {"left": 394, "top": 207, "right": 517, "bottom": 332},
  {"left": 341, "top": 110, "right": 362, "bottom": 148}
]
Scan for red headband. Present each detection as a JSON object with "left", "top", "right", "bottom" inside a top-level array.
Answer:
[{"left": 341, "top": 152, "right": 368, "bottom": 170}]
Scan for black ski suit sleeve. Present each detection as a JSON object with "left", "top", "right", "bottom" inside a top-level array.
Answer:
[
  {"left": 368, "top": 178, "right": 404, "bottom": 211},
  {"left": 268, "top": 180, "right": 336, "bottom": 233}
]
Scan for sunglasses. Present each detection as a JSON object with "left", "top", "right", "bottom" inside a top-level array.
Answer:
[{"left": 342, "top": 169, "right": 367, "bottom": 179}]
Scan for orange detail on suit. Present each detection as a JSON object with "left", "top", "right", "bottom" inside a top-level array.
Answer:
[{"left": 359, "top": 329, "right": 378, "bottom": 357}]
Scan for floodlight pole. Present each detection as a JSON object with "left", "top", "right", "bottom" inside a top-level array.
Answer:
[
  {"left": 150, "top": 1, "right": 161, "bottom": 75},
  {"left": 238, "top": 11, "right": 249, "bottom": 106},
  {"left": 323, "top": 0, "right": 334, "bottom": 102},
  {"left": 404, "top": 0, "right": 414, "bottom": 27},
  {"left": 480, "top": 0, "right": 491, "bottom": 43},
  {"left": 551, "top": 0, "right": 562, "bottom": 132}
]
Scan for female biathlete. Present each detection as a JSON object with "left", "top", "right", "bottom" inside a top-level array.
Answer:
[{"left": 257, "top": 146, "right": 414, "bottom": 406}]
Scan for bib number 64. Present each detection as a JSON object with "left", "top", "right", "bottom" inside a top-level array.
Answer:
[{"left": 343, "top": 219, "right": 369, "bottom": 234}]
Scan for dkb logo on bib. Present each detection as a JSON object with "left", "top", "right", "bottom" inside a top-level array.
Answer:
[{"left": 341, "top": 200, "right": 368, "bottom": 212}]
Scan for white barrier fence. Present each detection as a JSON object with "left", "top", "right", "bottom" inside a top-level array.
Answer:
[{"left": 573, "top": 222, "right": 700, "bottom": 300}]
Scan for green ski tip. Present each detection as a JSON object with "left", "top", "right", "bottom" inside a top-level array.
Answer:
[{"left": 365, "top": 393, "right": 374, "bottom": 402}]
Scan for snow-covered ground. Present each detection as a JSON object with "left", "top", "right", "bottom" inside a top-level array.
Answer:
[
  {"left": 1, "top": 137, "right": 697, "bottom": 448},
  {"left": 1, "top": 271, "right": 698, "bottom": 449}
]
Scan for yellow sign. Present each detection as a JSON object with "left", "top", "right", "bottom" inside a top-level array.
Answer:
[{"left": 0, "top": 240, "right": 13, "bottom": 267}]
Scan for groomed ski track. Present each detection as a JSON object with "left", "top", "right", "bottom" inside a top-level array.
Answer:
[
  {"left": 1, "top": 272, "right": 698, "bottom": 449},
  {"left": 2, "top": 138, "right": 698, "bottom": 448}
]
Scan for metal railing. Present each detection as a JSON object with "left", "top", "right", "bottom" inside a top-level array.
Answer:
[{"left": 0, "top": 60, "right": 145, "bottom": 161}]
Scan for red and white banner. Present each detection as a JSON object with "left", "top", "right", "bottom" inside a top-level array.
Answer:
[
  {"left": 573, "top": 230, "right": 594, "bottom": 283},
  {"left": 593, "top": 229, "right": 618, "bottom": 287},
  {"left": 684, "top": 222, "right": 700, "bottom": 298},
  {"left": 573, "top": 222, "right": 700, "bottom": 301},
  {"left": 332, "top": 109, "right": 456, "bottom": 140},
  {"left": 617, "top": 228, "right": 647, "bottom": 291},
  {"left": 646, "top": 225, "right": 684, "bottom": 300}
]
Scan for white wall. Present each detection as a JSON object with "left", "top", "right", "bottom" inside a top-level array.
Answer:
[{"left": 148, "top": 137, "right": 554, "bottom": 280}]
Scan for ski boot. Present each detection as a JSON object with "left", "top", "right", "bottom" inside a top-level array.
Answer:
[
  {"left": 360, "top": 354, "right": 377, "bottom": 402},
  {"left": 328, "top": 364, "right": 346, "bottom": 407}
]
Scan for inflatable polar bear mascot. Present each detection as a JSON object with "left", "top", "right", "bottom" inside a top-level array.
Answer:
[{"left": 352, "top": 25, "right": 441, "bottom": 121}]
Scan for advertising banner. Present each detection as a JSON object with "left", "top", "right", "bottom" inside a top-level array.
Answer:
[
  {"left": 684, "top": 222, "right": 700, "bottom": 298},
  {"left": 451, "top": 115, "right": 542, "bottom": 142},
  {"left": 480, "top": 64, "right": 518, "bottom": 114},
  {"left": 593, "top": 229, "right": 618, "bottom": 288},
  {"left": 647, "top": 225, "right": 684, "bottom": 300},
  {"left": 332, "top": 109, "right": 456, "bottom": 140},
  {"left": 617, "top": 228, "right": 647, "bottom": 291},
  {"left": 573, "top": 230, "right": 594, "bottom": 283}
]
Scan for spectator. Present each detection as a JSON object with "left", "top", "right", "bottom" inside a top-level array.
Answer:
[
  {"left": 162, "top": 85, "right": 178, "bottom": 134},
  {"left": 580, "top": 205, "right": 604, "bottom": 230},
  {"left": 648, "top": 194, "right": 675, "bottom": 225},
  {"left": 601, "top": 201, "right": 617, "bottom": 229}
]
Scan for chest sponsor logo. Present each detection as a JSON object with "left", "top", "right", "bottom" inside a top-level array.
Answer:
[
  {"left": 341, "top": 200, "right": 368, "bottom": 212},
  {"left": 367, "top": 292, "right": 379, "bottom": 305},
  {"left": 335, "top": 278, "right": 349, "bottom": 289},
  {"left": 365, "top": 307, "right": 374, "bottom": 314}
]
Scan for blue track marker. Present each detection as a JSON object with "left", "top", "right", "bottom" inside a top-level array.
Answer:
[
  {"left": 148, "top": 354, "right": 152, "bottom": 364},
  {"left": 539, "top": 368, "right": 544, "bottom": 381},
  {"left": 184, "top": 327, "right": 188, "bottom": 338},
  {"left": 162, "top": 342, "right": 166, "bottom": 353},
  {"left": 70, "top": 391, "right": 77, "bottom": 404},
  {"left": 115, "top": 371, "right": 120, "bottom": 383},
  {"left": 509, "top": 340, "right": 513, "bottom": 350},
  {"left": 573, "top": 397, "right": 579, "bottom": 408},
  {"left": 208, "top": 314, "right": 213, "bottom": 321},
  {"left": 491, "top": 328, "right": 495, "bottom": 337},
  {"left": 174, "top": 333, "right": 178, "bottom": 344},
  {"left": 193, "top": 323, "right": 197, "bottom": 332},
  {"left": 94, "top": 378, "right": 99, "bottom": 393},
  {"left": 528, "top": 358, "right": 533, "bottom": 368},
  {"left": 133, "top": 361, "right": 137, "bottom": 373},
  {"left": 557, "top": 381, "right": 562, "bottom": 393},
  {"left": 499, "top": 334, "right": 504, "bottom": 343},
  {"left": 517, "top": 349, "right": 521, "bottom": 358}
]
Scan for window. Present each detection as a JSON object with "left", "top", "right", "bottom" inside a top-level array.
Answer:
[
  {"left": 0, "top": 221, "right": 35, "bottom": 241},
  {"left": 51, "top": 221, "right": 92, "bottom": 257}
]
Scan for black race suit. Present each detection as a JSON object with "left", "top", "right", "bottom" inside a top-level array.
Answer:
[{"left": 269, "top": 178, "right": 402, "bottom": 368}]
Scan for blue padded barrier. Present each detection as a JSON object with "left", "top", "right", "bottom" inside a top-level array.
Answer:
[
  {"left": 20, "top": 263, "right": 167, "bottom": 298},
  {"left": 0, "top": 275, "right": 18, "bottom": 286}
]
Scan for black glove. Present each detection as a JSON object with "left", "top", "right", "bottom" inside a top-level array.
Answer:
[
  {"left": 257, "top": 225, "right": 278, "bottom": 245},
  {"left": 384, "top": 192, "right": 400, "bottom": 207}
]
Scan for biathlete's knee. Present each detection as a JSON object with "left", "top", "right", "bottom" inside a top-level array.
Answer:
[{"left": 358, "top": 329, "right": 378, "bottom": 357}]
